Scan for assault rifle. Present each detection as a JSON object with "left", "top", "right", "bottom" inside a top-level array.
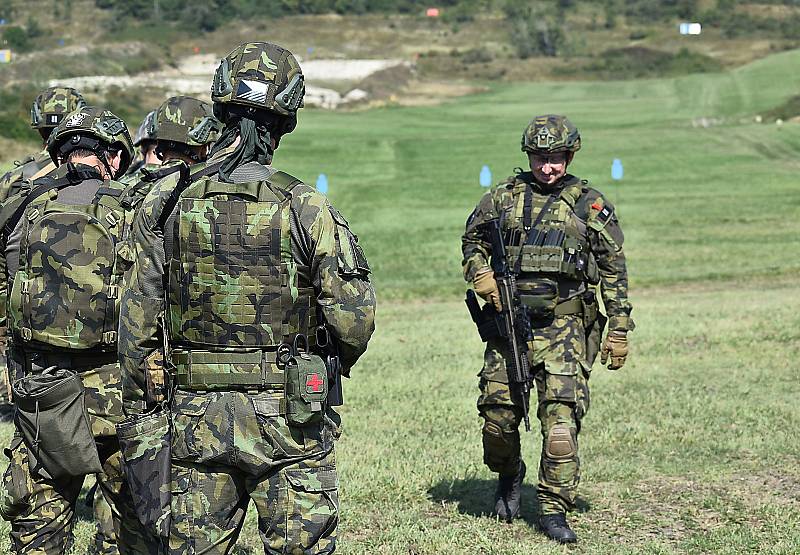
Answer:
[{"left": 486, "top": 217, "right": 533, "bottom": 432}]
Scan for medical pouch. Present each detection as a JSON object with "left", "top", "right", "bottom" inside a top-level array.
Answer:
[{"left": 285, "top": 353, "right": 327, "bottom": 427}]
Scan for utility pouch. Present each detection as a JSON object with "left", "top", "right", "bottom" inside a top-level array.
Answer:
[
  {"left": 117, "top": 410, "right": 171, "bottom": 539},
  {"left": 283, "top": 337, "right": 328, "bottom": 427},
  {"left": 517, "top": 279, "right": 559, "bottom": 328},
  {"left": 582, "top": 290, "right": 607, "bottom": 367},
  {"left": 13, "top": 369, "right": 101, "bottom": 479}
]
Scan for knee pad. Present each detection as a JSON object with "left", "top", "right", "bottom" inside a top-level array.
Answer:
[
  {"left": 482, "top": 420, "right": 520, "bottom": 474},
  {"left": 544, "top": 424, "right": 576, "bottom": 461}
]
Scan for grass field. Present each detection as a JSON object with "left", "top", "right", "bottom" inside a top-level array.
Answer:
[{"left": 1, "top": 48, "right": 800, "bottom": 554}]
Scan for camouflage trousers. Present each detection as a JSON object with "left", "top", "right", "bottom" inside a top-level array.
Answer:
[
  {"left": 477, "top": 315, "right": 591, "bottom": 515},
  {"left": 0, "top": 357, "right": 12, "bottom": 410},
  {"left": 0, "top": 357, "right": 159, "bottom": 555},
  {"left": 90, "top": 477, "right": 119, "bottom": 555},
  {"left": 169, "top": 389, "right": 339, "bottom": 555}
]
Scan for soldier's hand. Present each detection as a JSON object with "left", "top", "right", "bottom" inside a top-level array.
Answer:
[
  {"left": 0, "top": 326, "right": 7, "bottom": 356},
  {"left": 473, "top": 268, "right": 502, "bottom": 312},
  {"left": 600, "top": 331, "right": 628, "bottom": 370}
]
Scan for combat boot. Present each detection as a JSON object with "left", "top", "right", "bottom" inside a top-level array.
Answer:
[
  {"left": 494, "top": 460, "right": 526, "bottom": 522},
  {"left": 539, "top": 513, "right": 577, "bottom": 543}
]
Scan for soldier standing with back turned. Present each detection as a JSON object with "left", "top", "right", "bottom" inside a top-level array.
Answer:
[
  {"left": 462, "top": 115, "right": 634, "bottom": 543},
  {"left": 0, "top": 87, "right": 87, "bottom": 419},
  {"left": 119, "top": 41, "right": 375, "bottom": 554},
  {"left": 0, "top": 106, "right": 160, "bottom": 554}
]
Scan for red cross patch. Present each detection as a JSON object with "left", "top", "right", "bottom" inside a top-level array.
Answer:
[{"left": 306, "top": 373, "right": 324, "bottom": 393}]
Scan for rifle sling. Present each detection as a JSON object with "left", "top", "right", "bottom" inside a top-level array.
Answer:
[{"left": 155, "top": 161, "right": 224, "bottom": 231}]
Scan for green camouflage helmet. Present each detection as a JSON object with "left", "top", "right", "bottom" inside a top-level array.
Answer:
[
  {"left": 46, "top": 106, "right": 134, "bottom": 178},
  {"left": 30, "top": 86, "right": 87, "bottom": 129},
  {"left": 521, "top": 114, "right": 581, "bottom": 155},
  {"left": 133, "top": 110, "right": 157, "bottom": 146},
  {"left": 154, "top": 96, "right": 222, "bottom": 146},
  {"left": 211, "top": 42, "right": 304, "bottom": 128}
]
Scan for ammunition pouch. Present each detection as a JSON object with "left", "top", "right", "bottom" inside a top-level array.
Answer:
[
  {"left": 283, "top": 339, "right": 328, "bottom": 427},
  {"left": 582, "top": 290, "right": 607, "bottom": 367},
  {"left": 518, "top": 279, "right": 559, "bottom": 328},
  {"left": 117, "top": 410, "right": 171, "bottom": 539},
  {"left": 12, "top": 369, "right": 102, "bottom": 479}
]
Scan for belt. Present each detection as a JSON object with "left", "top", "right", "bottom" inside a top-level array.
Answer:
[
  {"left": 23, "top": 350, "right": 118, "bottom": 370},
  {"left": 173, "top": 350, "right": 285, "bottom": 390},
  {"left": 554, "top": 297, "right": 583, "bottom": 316}
]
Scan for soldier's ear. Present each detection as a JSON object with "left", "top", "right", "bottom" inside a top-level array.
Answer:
[{"left": 566, "top": 152, "right": 574, "bottom": 166}]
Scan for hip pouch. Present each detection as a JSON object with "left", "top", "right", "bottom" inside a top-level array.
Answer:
[
  {"left": 285, "top": 352, "right": 328, "bottom": 427},
  {"left": 517, "top": 279, "right": 559, "bottom": 328},
  {"left": 13, "top": 369, "right": 102, "bottom": 479},
  {"left": 116, "top": 410, "right": 171, "bottom": 539}
]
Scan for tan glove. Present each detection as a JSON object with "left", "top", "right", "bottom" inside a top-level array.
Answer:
[
  {"left": 472, "top": 268, "right": 502, "bottom": 312},
  {"left": 0, "top": 326, "right": 7, "bottom": 356},
  {"left": 600, "top": 331, "right": 628, "bottom": 370}
]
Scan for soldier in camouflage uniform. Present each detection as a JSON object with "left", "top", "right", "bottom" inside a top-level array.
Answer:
[
  {"left": 462, "top": 115, "right": 634, "bottom": 543},
  {"left": 121, "top": 97, "right": 220, "bottom": 192},
  {"left": 0, "top": 87, "right": 87, "bottom": 201},
  {"left": 119, "top": 41, "right": 376, "bottom": 554},
  {"left": 0, "top": 106, "right": 160, "bottom": 555},
  {"left": 126, "top": 110, "right": 159, "bottom": 177},
  {"left": 0, "top": 87, "right": 87, "bottom": 418}
]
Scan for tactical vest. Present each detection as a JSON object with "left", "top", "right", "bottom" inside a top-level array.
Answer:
[
  {"left": 504, "top": 178, "right": 599, "bottom": 284},
  {"left": 6, "top": 170, "right": 136, "bottom": 352},
  {"left": 163, "top": 171, "right": 317, "bottom": 389}
]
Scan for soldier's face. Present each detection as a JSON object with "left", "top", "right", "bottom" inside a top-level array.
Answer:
[{"left": 529, "top": 152, "right": 568, "bottom": 185}]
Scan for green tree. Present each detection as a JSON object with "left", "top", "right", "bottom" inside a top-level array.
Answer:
[{"left": 3, "top": 26, "right": 30, "bottom": 51}]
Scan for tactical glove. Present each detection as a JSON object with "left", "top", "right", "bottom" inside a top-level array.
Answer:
[
  {"left": 0, "top": 326, "right": 6, "bottom": 356},
  {"left": 600, "top": 331, "right": 628, "bottom": 370},
  {"left": 473, "top": 267, "right": 502, "bottom": 312}
]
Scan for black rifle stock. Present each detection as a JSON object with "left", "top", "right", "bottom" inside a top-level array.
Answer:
[{"left": 486, "top": 218, "right": 532, "bottom": 432}]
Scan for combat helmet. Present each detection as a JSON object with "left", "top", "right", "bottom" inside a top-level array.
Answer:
[
  {"left": 153, "top": 96, "right": 222, "bottom": 161},
  {"left": 521, "top": 114, "right": 581, "bottom": 155},
  {"left": 133, "top": 110, "right": 157, "bottom": 147},
  {"left": 211, "top": 41, "right": 304, "bottom": 137},
  {"left": 46, "top": 106, "right": 134, "bottom": 179},
  {"left": 30, "top": 86, "right": 86, "bottom": 135}
]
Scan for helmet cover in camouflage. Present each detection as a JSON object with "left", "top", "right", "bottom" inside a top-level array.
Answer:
[
  {"left": 30, "top": 86, "right": 87, "bottom": 129},
  {"left": 154, "top": 96, "right": 222, "bottom": 146},
  {"left": 133, "top": 110, "right": 158, "bottom": 146},
  {"left": 521, "top": 114, "right": 581, "bottom": 155},
  {"left": 211, "top": 42, "right": 305, "bottom": 120},
  {"left": 46, "top": 106, "right": 134, "bottom": 177}
]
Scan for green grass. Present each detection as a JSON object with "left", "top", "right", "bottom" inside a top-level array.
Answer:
[{"left": 2, "top": 48, "right": 800, "bottom": 553}]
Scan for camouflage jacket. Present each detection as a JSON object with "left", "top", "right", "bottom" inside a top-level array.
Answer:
[
  {"left": 462, "top": 172, "right": 633, "bottom": 332},
  {"left": 118, "top": 151, "right": 377, "bottom": 412},
  {"left": 0, "top": 149, "right": 54, "bottom": 203}
]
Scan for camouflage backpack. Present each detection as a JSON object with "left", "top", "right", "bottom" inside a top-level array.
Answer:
[{"left": 4, "top": 166, "right": 143, "bottom": 351}]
